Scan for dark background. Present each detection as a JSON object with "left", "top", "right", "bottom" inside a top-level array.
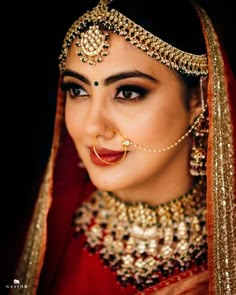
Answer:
[{"left": 1, "top": 0, "right": 235, "bottom": 289}]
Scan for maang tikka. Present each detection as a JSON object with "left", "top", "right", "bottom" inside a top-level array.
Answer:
[{"left": 76, "top": 25, "right": 110, "bottom": 65}]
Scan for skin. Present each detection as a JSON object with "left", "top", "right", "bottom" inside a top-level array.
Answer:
[{"left": 63, "top": 33, "right": 202, "bottom": 205}]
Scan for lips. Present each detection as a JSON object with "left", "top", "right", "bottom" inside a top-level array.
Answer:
[{"left": 89, "top": 146, "right": 127, "bottom": 166}]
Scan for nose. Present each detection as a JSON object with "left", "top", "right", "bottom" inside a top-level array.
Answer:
[{"left": 83, "top": 96, "right": 113, "bottom": 140}]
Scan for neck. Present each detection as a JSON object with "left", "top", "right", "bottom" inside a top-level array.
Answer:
[
  {"left": 114, "top": 176, "right": 193, "bottom": 206},
  {"left": 113, "top": 148, "right": 193, "bottom": 206}
]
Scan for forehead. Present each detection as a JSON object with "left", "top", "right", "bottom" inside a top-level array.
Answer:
[{"left": 65, "top": 33, "right": 174, "bottom": 80}]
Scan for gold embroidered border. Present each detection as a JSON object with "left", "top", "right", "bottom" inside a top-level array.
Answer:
[
  {"left": 10, "top": 159, "right": 52, "bottom": 295},
  {"left": 195, "top": 3, "right": 236, "bottom": 295},
  {"left": 10, "top": 85, "right": 65, "bottom": 295}
]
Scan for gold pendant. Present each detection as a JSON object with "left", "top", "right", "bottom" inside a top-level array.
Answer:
[{"left": 76, "top": 25, "right": 110, "bottom": 65}]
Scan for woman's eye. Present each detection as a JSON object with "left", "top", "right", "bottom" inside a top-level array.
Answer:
[
  {"left": 60, "top": 82, "right": 88, "bottom": 98},
  {"left": 115, "top": 85, "right": 148, "bottom": 101}
]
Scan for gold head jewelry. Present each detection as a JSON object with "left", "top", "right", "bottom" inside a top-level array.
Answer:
[
  {"left": 58, "top": 0, "right": 208, "bottom": 76},
  {"left": 76, "top": 25, "right": 110, "bottom": 65},
  {"left": 93, "top": 128, "right": 128, "bottom": 165}
]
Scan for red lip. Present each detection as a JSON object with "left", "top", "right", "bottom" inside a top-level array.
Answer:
[{"left": 89, "top": 147, "right": 126, "bottom": 166}]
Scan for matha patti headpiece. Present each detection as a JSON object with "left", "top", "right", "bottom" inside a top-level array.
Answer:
[{"left": 58, "top": 0, "right": 208, "bottom": 76}]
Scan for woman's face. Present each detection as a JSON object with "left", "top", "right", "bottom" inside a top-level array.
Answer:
[{"left": 63, "top": 33, "right": 199, "bottom": 202}]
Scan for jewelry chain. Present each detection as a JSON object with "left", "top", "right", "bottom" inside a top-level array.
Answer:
[{"left": 123, "top": 109, "right": 206, "bottom": 153}]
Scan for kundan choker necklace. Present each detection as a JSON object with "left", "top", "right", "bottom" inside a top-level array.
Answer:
[{"left": 72, "top": 179, "right": 207, "bottom": 291}]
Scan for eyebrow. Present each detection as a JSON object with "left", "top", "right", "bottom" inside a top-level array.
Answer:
[
  {"left": 62, "top": 69, "right": 158, "bottom": 86},
  {"left": 62, "top": 70, "right": 91, "bottom": 85},
  {"left": 104, "top": 71, "right": 158, "bottom": 85}
]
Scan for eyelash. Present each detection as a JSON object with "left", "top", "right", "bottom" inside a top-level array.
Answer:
[
  {"left": 60, "top": 82, "right": 88, "bottom": 98},
  {"left": 60, "top": 82, "right": 149, "bottom": 102},
  {"left": 115, "top": 85, "right": 149, "bottom": 102}
]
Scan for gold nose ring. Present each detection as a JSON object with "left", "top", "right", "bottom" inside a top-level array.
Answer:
[{"left": 93, "top": 128, "right": 131, "bottom": 165}]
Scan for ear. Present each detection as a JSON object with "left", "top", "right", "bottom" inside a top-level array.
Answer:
[{"left": 189, "top": 76, "right": 208, "bottom": 125}]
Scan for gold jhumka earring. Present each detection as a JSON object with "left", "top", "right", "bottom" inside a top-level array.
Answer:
[
  {"left": 190, "top": 116, "right": 208, "bottom": 176},
  {"left": 190, "top": 78, "right": 209, "bottom": 176}
]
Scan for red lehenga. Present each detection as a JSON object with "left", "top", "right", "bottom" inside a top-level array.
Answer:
[{"left": 11, "top": 3, "right": 236, "bottom": 295}]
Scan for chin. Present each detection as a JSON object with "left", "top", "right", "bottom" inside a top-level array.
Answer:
[
  {"left": 92, "top": 180, "right": 121, "bottom": 192},
  {"left": 88, "top": 173, "right": 126, "bottom": 192}
]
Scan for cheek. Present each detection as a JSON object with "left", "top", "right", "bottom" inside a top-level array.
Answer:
[
  {"left": 64, "top": 100, "right": 83, "bottom": 141},
  {"left": 128, "top": 100, "right": 189, "bottom": 147},
  {"left": 136, "top": 113, "right": 169, "bottom": 144}
]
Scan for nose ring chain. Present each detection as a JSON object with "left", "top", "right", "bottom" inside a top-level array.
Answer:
[{"left": 93, "top": 102, "right": 207, "bottom": 164}]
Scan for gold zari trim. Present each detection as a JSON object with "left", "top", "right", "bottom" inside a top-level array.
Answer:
[
  {"left": 58, "top": 0, "right": 208, "bottom": 76},
  {"left": 195, "top": 3, "right": 236, "bottom": 295},
  {"left": 10, "top": 160, "right": 53, "bottom": 295}
]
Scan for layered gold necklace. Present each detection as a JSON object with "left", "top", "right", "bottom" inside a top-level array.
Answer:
[{"left": 73, "top": 179, "right": 207, "bottom": 291}]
